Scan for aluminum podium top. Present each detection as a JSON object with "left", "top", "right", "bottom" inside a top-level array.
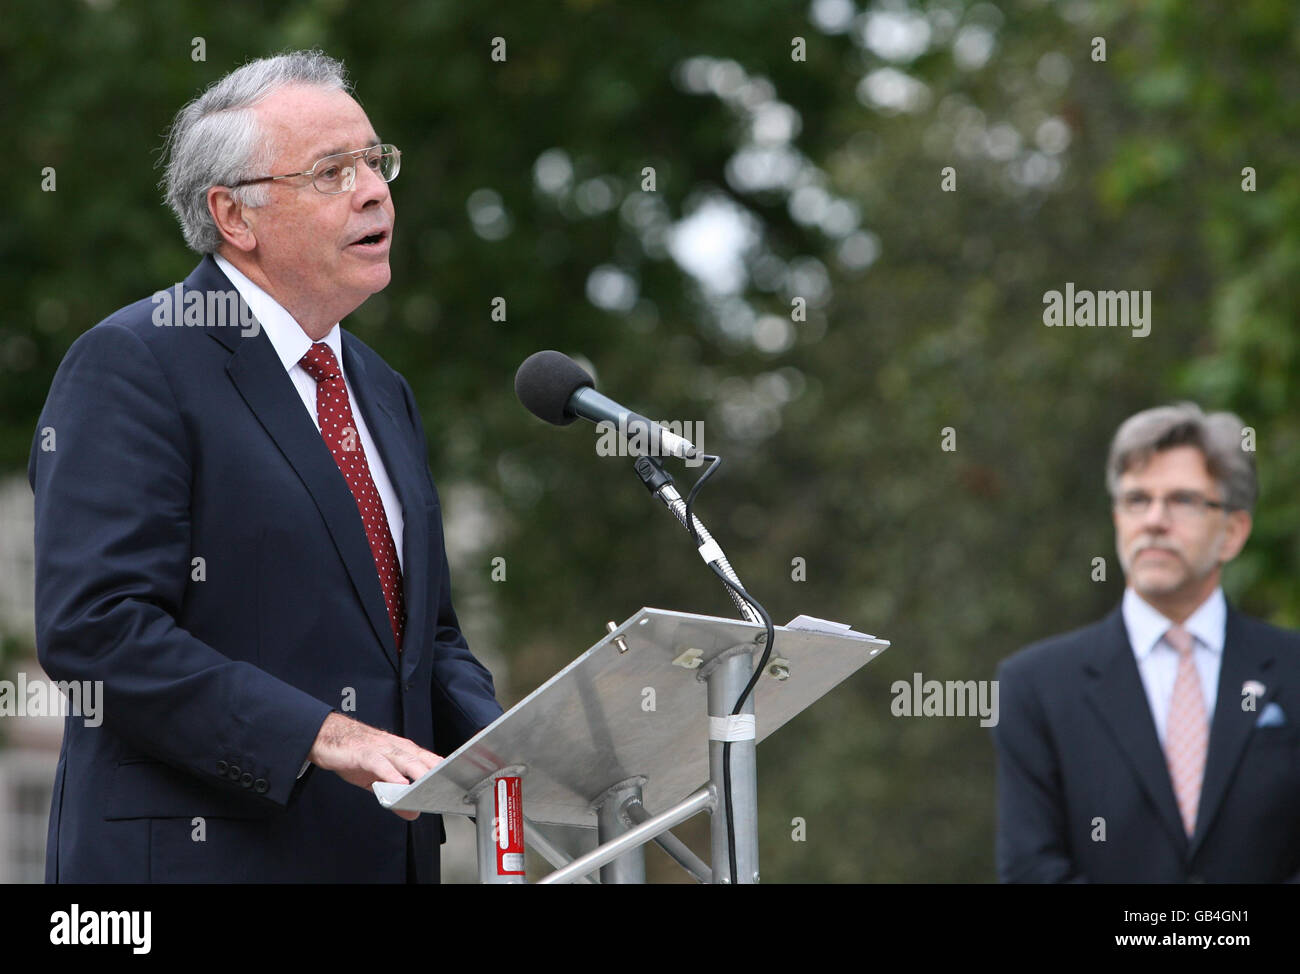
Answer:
[{"left": 375, "top": 607, "right": 889, "bottom": 827}]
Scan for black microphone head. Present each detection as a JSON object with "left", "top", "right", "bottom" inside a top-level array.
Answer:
[{"left": 514, "top": 350, "right": 595, "bottom": 426}]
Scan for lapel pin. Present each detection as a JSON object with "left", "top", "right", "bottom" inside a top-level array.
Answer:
[{"left": 1242, "top": 680, "right": 1266, "bottom": 703}]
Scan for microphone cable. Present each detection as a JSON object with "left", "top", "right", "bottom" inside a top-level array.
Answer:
[{"left": 682, "top": 457, "right": 776, "bottom": 884}]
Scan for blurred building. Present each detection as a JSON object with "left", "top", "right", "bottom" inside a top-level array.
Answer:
[{"left": 0, "top": 472, "right": 55, "bottom": 883}]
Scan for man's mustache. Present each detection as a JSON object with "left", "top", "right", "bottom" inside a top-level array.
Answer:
[{"left": 1128, "top": 540, "right": 1183, "bottom": 562}]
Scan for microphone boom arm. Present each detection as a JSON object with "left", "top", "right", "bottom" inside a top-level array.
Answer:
[{"left": 632, "top": 457, "right": 761, "bottom": 625}]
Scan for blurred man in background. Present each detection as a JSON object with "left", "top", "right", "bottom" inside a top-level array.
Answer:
[{"left": 995, "top": 402, "right": 1300, "bottom": 882}]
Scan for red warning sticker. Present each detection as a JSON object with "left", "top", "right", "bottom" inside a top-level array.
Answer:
[{"left": 495, "top": 776, "right": 525, "bottom": 875}]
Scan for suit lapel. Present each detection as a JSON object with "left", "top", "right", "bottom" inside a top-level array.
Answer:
[
  {"left": 340, "top": 333, "right": 429, "bottom": 683},
  {"left": 192, "top": 257, "right": 407, "bottom": 675},
  {"left": 1188, "top": 607, "right": 1278, "bottom": 858},
  {"left": 1083, "top": 608, "right": 1189, "bottom": 855}
]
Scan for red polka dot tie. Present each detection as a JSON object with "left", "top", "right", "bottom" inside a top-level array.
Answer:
[{"left": 300, "top": 342, "right": 404, "bottom": 653}]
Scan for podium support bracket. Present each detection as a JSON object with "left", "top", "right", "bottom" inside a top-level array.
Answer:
[{"left": 593, "top": 776, "right": 649, "bottom": 884}]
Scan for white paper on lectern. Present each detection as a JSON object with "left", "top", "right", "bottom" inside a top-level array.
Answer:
[
  {"left": 373, "top": 757, "right": 453, "bottom": 807},
  {"left": 372, "top": 781, "right": 408, "bottom": 807},
  {"left": 785, "top": 614, "right": 875, "bottom": 639}
]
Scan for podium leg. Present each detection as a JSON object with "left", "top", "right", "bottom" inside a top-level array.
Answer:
[
  {"left": 471, "top": 771, "right": 527, "bottom": 884},
  {"left": 707, "top": 650, "right": 759, "bottom": 884},
  {"left": 594, "top": 779, "right": 647, "bottom": 884}
]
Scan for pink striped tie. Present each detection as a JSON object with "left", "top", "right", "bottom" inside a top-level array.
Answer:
[{"left": 1163, "top": 625, "right": 1207, "bottom": 836}]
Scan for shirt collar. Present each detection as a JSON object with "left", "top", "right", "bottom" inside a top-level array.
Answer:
[
  {"left": 213, "top": 254, "right": 342, "bottom": 374},
  {"left": 1123, "top": 585, "right": 1226, "bottom": 659}
]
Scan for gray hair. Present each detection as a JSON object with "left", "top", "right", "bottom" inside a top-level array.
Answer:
[
  {"left": 1106, "top": 402, "right": 1257, "bottom": 512},
  {"left": 162, "top": 51, "right": 351, "bottom": 253}
]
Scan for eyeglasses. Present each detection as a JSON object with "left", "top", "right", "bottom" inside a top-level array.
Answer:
[
  {"left": 1114, "top": 490, "right": 1230, "bottom": 520},
  {"left": 230, "top": 144, "right": 401, "bottom": 195}
]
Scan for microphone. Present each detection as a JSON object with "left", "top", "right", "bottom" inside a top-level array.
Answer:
[{"left": 514, "top": 350, "right": 701, "bottom": 461}]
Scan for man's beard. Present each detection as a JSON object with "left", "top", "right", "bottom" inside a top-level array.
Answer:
[{"left": 1120, "top": 536, "right": 1220, "bottom": 596}]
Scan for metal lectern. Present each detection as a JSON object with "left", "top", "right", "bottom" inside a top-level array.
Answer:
[{"left": 374, "top": 607, "right": 888, "bottom": 883}]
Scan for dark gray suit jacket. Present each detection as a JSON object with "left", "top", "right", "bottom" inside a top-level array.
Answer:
[{"left": 995, "top": 603, "right": 1300, "bottom": 882}]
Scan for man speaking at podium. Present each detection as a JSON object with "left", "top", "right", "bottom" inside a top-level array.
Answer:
[
  {"left": 994, "top": 403, "right": 1300, "bottom": 882},
  {"left": 29, "top": 51, "right": 503, "bottom": 882}
]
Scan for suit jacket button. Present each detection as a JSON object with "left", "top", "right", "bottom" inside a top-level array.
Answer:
[
  {"left": 228, "top": 764, "right": 241, "bottom": 780},
  {"left": 404, "top": 680, "right": 413, "bottom": 692},
  {"left": 216, "top": 760, "right": 228, "bottom": 775},
  {"left": 240, "top": 772, "right": 254, "bottom": 788},
  {"left": 254, "top": 778, "right": 269, "bottom": 794}
]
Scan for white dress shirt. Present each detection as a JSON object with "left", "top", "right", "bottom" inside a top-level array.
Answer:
[
  {"left": 1122, "top": 586, "right": 1225, "bottom": 746},
  {"left": 214, "top": 255, "right": 404, "bottom": 571}
]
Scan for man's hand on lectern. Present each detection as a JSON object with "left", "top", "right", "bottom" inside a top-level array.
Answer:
[{"left": 308, "top": 712, "right": 443, "bottom": 821}]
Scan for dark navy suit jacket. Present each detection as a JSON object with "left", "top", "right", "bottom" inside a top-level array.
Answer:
[
  {"left": 29, "top": 256, "right": 503, "bottom": 882},
  {"left": 994, "top": 603, "right": 1300, "bottom": 882}
]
